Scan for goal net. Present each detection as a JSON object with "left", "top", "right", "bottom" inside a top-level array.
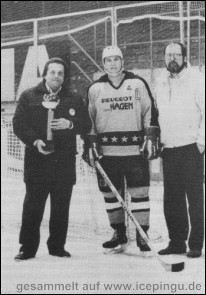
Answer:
[{"left": 1, "top": 113, "right": 113, "bottom": 238}]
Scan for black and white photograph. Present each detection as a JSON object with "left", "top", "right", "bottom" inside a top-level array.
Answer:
[{"left": 1, "top": 1, "right": 205, "bottom": 294}]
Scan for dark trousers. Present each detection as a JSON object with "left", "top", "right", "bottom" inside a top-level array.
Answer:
[
  {"left": 162, "top": 143, "right": 204, "bottom": 250},
  {"left": 19, "top": 181, "right": 73, "bottom": 256}
]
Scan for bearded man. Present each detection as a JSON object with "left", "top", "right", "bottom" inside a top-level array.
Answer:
[{"left": 154, "top": 42, "right": 205, "bottom": 258}]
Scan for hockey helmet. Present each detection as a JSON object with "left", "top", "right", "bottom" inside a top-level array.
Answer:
[{"left": 102, "top": 46, "right": 123, "bottom": 62}]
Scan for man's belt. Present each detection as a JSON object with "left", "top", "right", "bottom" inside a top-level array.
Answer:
[{"left": 97, "top": 131, "right": 144, "bottom": 146}]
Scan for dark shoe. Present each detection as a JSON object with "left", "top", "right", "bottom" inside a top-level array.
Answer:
[
  {"left": 158, "top": 244, "right": 186, "bottom": 255},
  {"left": 136, "top": 229, "right": 151, "bottom": 252},
  {"left": 187, "top": 249, "right": 202, "bottom": 258},
  {"left": 14, "top": 252, "right": 35, "bottom": 261},
  {"left": 49, "top": 249, "right": 71, "bottom": 258},
  {"left": 103, "top": 226, "right": 127, "bottom": 249}
]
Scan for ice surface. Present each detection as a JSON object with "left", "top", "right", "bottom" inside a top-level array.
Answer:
[{"left": 1, "top": 179, "right": 205, "bottom": 294}]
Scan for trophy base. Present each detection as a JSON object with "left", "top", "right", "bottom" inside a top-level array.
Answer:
[{"left": 42, "top": 140, "right": 54, "bottom": 153}]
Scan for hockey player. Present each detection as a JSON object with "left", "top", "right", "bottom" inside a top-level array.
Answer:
[{"left": 83, "top": 46, "right": 159, "bottom": 254}]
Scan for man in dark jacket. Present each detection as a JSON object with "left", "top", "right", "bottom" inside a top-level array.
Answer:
[{"left": 13, "top": 57, "right": 91, "bottom": 261}]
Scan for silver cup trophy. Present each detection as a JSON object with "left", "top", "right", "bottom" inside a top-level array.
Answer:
[{"left": 42, "top": 94, "right": 59, "bottom": 153}]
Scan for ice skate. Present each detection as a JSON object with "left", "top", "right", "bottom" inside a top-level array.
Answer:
[
  {"left": 136, "top": 229, "right": 152, "bottom": 258},
  {"left": 103, "top": 228, "right": 128, "bottom": 254}
]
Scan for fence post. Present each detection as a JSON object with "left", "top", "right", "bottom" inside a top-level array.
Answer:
[
  {"left": 33, "top": 19, "right": 38, "bottom": 85},
  {"left": 179, "top": 1, "right": 184, "bottom": 44},
  {"left": 187, "top": 1, "right": 191, "bottom": 62},
  {"left": 150, "top": 17, "right": 153, "bottom": 86},
  {"left": 198, "top": 10, "right": 201, "bottom": 69},
  {"left": 111, "top": 7, "right": 117, "bottom": 46}
]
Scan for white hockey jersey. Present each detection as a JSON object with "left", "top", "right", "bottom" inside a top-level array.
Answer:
[{"left": 87, "top": 71, "right": 158, "bottom": 156}]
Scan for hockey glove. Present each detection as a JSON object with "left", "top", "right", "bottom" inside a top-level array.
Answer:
[
  {"left": 82, "top": 135, "right": 102, "bottom": 167},
  {"left": 140, "top": 127, "right": 160, "bottom": 160}
]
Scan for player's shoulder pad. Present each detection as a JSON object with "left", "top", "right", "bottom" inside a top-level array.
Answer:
[
  {"left": 87, "top": 73, "right": 108, "bottom": 93},
  {"left": 124, "top": 70, "right": 148, "bottom": 85}
]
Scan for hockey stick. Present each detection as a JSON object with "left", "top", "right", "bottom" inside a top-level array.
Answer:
[{"left": 95, "top": 160, "right": 185, "bottom": 272}]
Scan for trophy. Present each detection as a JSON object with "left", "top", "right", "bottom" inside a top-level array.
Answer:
[{"left": 42, "top": 94, "right": 59, "bottom": 153}]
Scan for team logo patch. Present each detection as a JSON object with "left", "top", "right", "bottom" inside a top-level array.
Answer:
[
  {"left": 69, "top": 108, "right": 75, "bottom": 116},
  {"left": 135, "top": 88, "right": 141, "bottom": 100}
]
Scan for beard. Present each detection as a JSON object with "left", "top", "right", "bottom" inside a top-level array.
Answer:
[{"left": 166, "top": 61, "right": 186, "bottom": 74}]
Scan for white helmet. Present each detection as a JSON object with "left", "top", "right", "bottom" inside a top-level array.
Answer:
[
  {"left": 102, "top": 46, "right": 124, "bottom": 76},
  {"left": 102, "top": 46, "right": 123, "bottom": 62}
]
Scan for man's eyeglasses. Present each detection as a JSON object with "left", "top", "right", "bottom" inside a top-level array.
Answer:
[{"left": 165, "top": 53, "right": 183, "bottom": 59}]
